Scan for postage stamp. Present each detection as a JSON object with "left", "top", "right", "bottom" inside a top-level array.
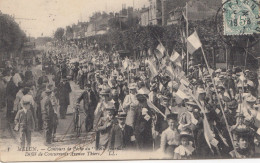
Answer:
[{"left": 223, "top": 0, "right": 260, "bottom": 35}]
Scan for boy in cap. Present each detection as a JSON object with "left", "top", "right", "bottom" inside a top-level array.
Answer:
[
  {"left": 14, "top": 96, "right": 35, "bottom": 148},
  {"left": 108, "top": 111, "right": 134, "bottom": 150}
]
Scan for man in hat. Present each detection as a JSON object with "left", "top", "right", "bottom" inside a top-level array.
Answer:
[
  {"left": 111, "top": 89, "right": 120, "bottom": 114},
  {"left": 148, "top": 82, "right": 159, "bottom": 105},
  {"left": 178, "top": 100, "right": 200, "bottom": 132},
  {"left": 123, "top": 83, "right": 139, "bottom": 128},
  {"left": 133, "top": 90, "right": 154, "bottom": 151},
  {"left": 241, "top": 95, "right": 258, "bottom": 127},
  {"left": 197, "top": 87, "right": 213, "bottom": 114},
  {"left": 160, "top": 113, "right": 180, "bottom": 156},
  {"left": 14, "top": 96, "right": 35, "bottom": 148},
  {"left": 93, "top": 87, "right": 113, "bottom": 129},
  {"left": 57, "top": 78, "right": 71, "bottom": 119},
  {"left": 41, "top": 87, "right": 55, "bottom": 144},
  {"left": 77, "top": 83, "right": 98, "bottom": 132},
  {"left": 0, "top": 72, "right": 5, "bottom": 110},
  {"left": 117, "top": 75, "right": 127, "bottom": 102},
  {"left": 96, "top": 103, "right": 117, "bottom": 149},
  {"left": 77, "top": 65, "right": 84, "bottom": 89},
  {"left": 37, "top": 71, "right": 49, "bottom": 87},
  {"left": 6, "top": 76, "right": 20, "bottom": 122},
  {"left": 108, "top": 111, "right": 134, "bottom": 150}
]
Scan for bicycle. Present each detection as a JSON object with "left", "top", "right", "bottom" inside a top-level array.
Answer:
[{"left": 74, "top": 104, "right": 83, "bottom": 137}]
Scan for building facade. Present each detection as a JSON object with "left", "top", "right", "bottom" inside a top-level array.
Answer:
[{"left": 140, "top": 7, "right": 150, "bottom": 26}]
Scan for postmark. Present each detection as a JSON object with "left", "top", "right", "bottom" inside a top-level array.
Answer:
[{"left": 223, "top": 0, "right": 260, "bottom": 35}]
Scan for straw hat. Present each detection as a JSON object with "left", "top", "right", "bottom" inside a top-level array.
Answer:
[
  {"left": 186, "top": 100, "right": 197, "bottom": 106},
  {"left": 128, "top": 83, "right": 138, "bottom": 90},
  {"left": 179, "top": 130, "right": 193, "bottom": 140},
  {"left": 197, "top": 88, "right": 206, "bottom": 94},
  {"left": 99, "top": 88, "right": 111, "bottom": 95},
  {"left": 104, "top": 102, "right": 115, "bottom": 111},
  {"left": 116, "top": 111, "right": 127, "bottom": 119},
  {"left": 215, "top": 69, "right": 222, "bottom": 73},
  {"left": 245, "top": 95, "right": 256, "bottom": 103}
]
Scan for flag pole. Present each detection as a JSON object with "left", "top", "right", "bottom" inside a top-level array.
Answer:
[
  {"left": 186, "top": 2, "right": 189, "bottom": 75},
  {"left": 127, "top": 64, "right": 130, "bottom": 95},
  {"left": 198, "top": 31, "right": 237, "bottom": 154}
]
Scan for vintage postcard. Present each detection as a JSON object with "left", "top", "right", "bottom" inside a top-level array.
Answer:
[{"left": 0, "top": 0, "right": 260, "bottom": 162}]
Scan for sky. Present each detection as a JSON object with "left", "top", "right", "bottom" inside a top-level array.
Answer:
[{"left": 0, "top": 0, "right": 148, "bottom": 38}]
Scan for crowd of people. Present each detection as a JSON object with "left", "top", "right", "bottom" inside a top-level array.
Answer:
[{"left": 1, "top": 42, "right": 260, "bottom": 159}]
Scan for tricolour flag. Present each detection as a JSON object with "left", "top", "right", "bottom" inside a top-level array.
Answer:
[
  {"left": 203, "top": 117, "right": 219, "bottom": 151},
  {"left": 187, "top": 31, "right": 202, "bottom": 54},
  {"left": 155, "top": 43, "right": 165, "bottom": 59},
  {"left": 170, "top": 50, "right": 182, "bottom": 67},
  {"left": 166, "top": 65, "right": 175, "bottom": 79},
  {"left": 176, "top": 84, "right": 190, "bottom": 99},
  {"left": 180, "top": 77, "right": 190, "bottom": 87},
  {"left": 145, "top": 59, "right": 158, "bottom": 78}
]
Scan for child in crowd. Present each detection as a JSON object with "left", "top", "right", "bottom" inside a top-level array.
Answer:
[{"left": 174, "top": 130, "right": 195, "bottom": 159}]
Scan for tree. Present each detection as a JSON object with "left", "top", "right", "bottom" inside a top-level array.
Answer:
[
  {"left": 65, "top": 26, "right": 73, "bottom": 40},
  {"left": 54, "top": 28, "right": 65, "bottom": 41},
  {"left": 0, "top": 13, "right": 26, "bottom": 55}
]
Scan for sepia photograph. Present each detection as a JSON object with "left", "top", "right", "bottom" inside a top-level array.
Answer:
[{"left": 0, "top": 0, "right": 259, "bottom": 161}]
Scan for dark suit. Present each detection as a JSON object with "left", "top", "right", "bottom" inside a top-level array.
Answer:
[
  {"left": 41, "top": 96, "right": 55, "bottom": 143},
  {"left": 14, "top": 109, "right": 35, "bottom": 148},
  {"left": 133, "top": 105, "right": 153, "bottom": 151},
  {"left": 109, "top": 124, "right": 133, "bottom": 150},
  {"left": 57, "top": 81, "right": 71, "bottom": 118},
  {"left": 77, "top": 90, "right": 97, "bottom": 132}
]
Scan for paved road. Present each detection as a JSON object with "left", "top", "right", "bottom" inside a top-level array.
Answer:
[{"left": 0, "top": 77, "right": 96, "bottom": 153}]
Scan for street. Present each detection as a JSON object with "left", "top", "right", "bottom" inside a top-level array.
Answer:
[{"left": 0, "top": 75, "right": 96, "bottom": 154}]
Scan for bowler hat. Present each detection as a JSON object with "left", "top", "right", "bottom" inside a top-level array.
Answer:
[
  {"left": 136, "top": 94, "right": 148, "bottom": 102},
  {"left": 227, "top": 100, "right": 238, "bottom": 109},
  {"left": 166, "top": 113, "right": 178, "bottom": 121}
]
